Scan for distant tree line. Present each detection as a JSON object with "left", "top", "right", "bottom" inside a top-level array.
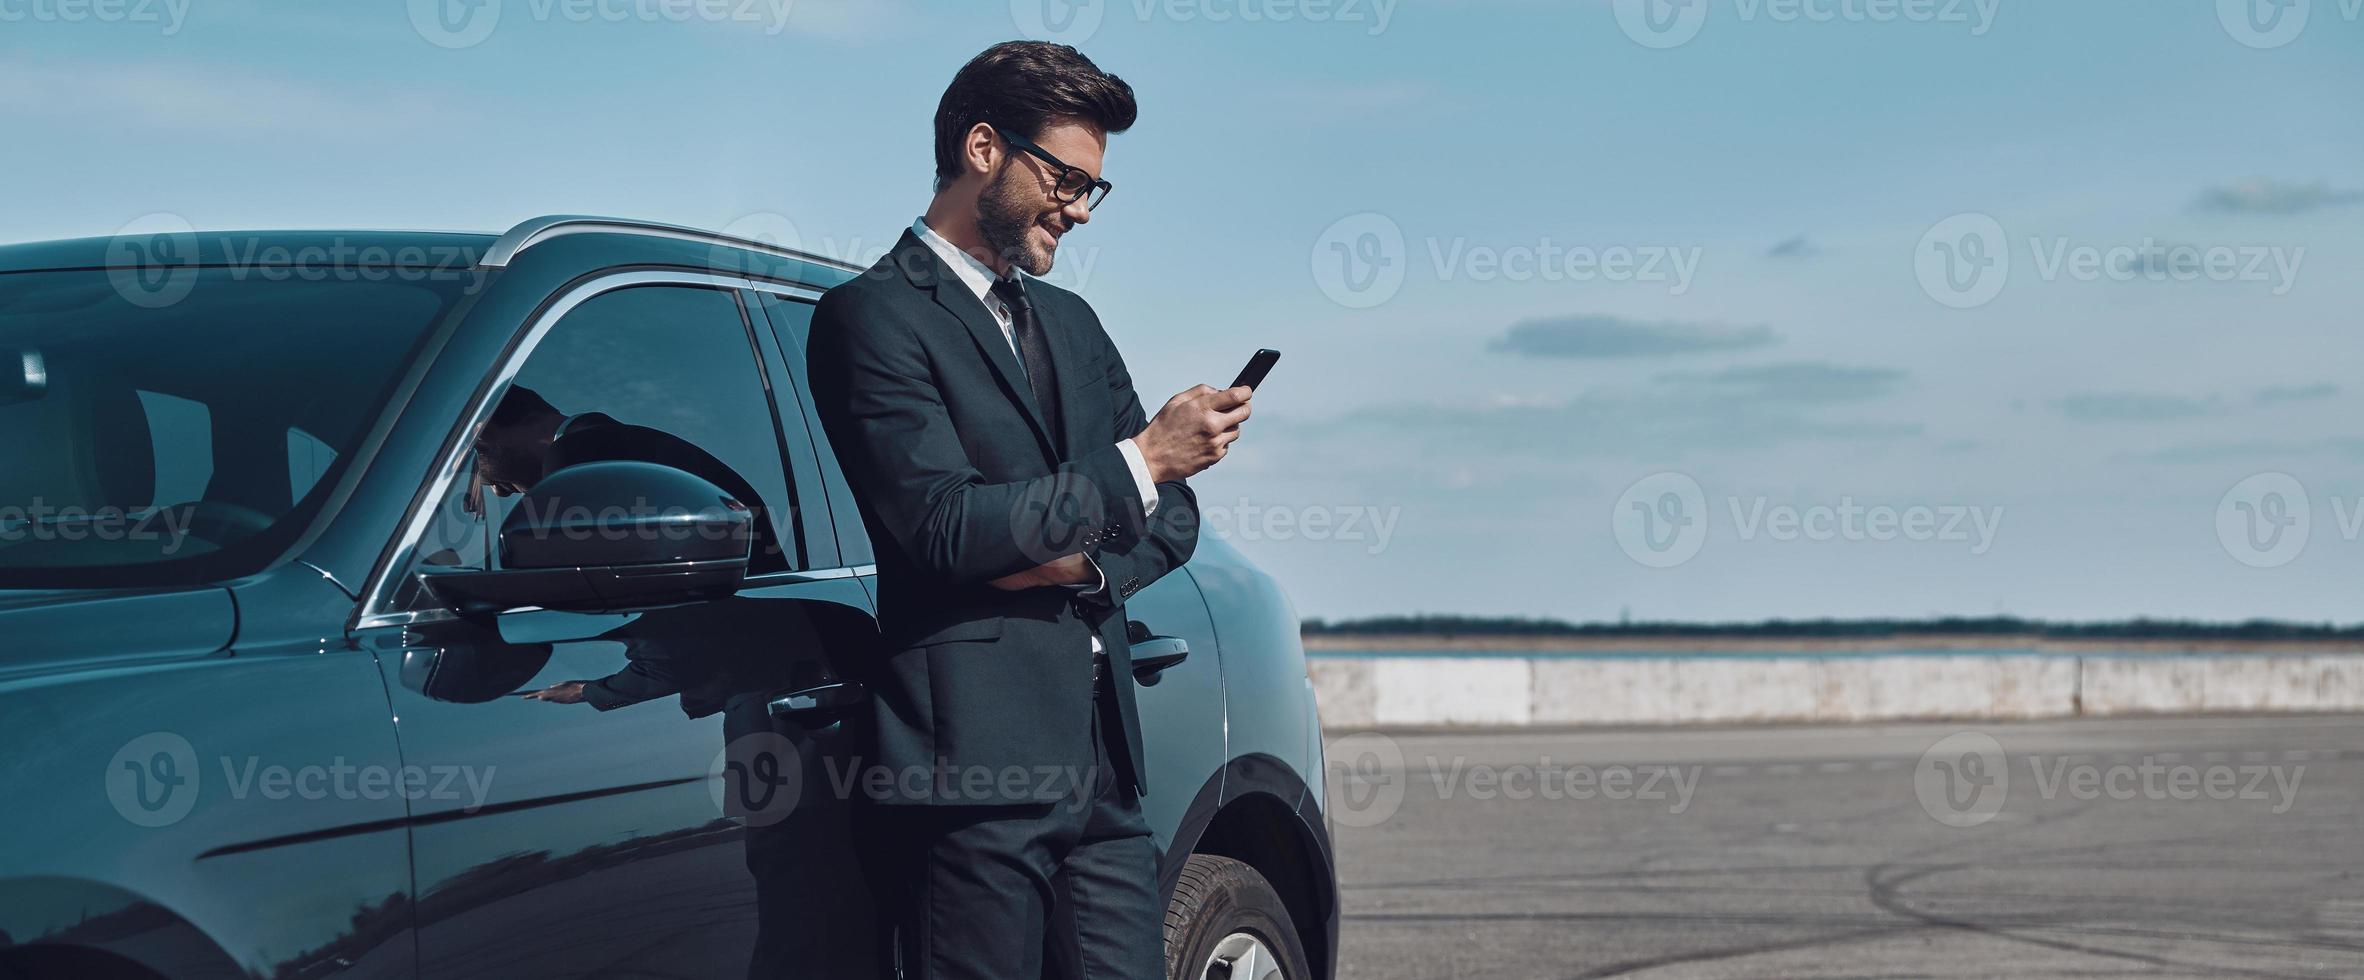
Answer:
[{"left": 1299, "top": 615, "right": 2364, "bottom": 640}]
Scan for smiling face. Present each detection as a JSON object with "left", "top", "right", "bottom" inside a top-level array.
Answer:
[{"left": 977, "top": 117, "right": 1105, "bottom": 276}]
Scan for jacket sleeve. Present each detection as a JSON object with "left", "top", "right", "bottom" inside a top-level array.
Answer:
[
  {"left": 1072, "top": 306, "right": 1198, "bottom": 610},
  {"left": 582, "top": 655, "right": 681, "bottom": 711},
  {"left": 804, "top": 289, "right": 1146, "bottom": 587}
]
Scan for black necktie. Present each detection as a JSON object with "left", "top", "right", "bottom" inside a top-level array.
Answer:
[{"left": 991, "top": 275, "right": 1064, "bottom": 452}]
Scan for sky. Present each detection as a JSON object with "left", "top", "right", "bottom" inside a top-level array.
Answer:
[{"left": 5, "top": 0, "right": 2362, "bottom": 623}]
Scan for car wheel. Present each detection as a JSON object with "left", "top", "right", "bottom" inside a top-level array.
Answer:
[{"left": 1163, "top": 854, "right": 1313, "bottom": 980}]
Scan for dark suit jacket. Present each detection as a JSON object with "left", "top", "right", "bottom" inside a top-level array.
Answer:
[{"left": 805, "top": 229, "right": 1198, "bottom": 804}]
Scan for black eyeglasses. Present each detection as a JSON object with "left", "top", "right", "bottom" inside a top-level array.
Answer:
[{"left": 995, "top": 126, "right": 1113, "bottom": 212}]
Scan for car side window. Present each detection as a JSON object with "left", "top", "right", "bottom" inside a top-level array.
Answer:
[
  {"left": 394, "top": 284, "right": 800, "bottom": 611},
  {"left": 755, "top": 292, "right": 873, "bottom": 567}
]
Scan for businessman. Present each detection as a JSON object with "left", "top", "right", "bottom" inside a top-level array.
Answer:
[{"left": 804, "top": 41, "right": 1251, "bottom": 979}]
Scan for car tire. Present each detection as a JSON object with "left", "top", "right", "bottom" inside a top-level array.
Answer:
[{"left": 1162, "top": 854, "right": 1314, "bottom": 980}]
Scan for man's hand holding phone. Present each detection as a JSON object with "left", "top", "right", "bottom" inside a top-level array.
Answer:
[
  {"left": 993, "top": 350, "right": 1273, "bottom": 590},
  {"left": 1134, "top": 384, "right": 1253, "bottom": 484}
]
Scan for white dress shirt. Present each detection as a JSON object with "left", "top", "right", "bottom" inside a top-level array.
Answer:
[{"left": 912, "top": 218, "right": 1159, "bottom": 621}]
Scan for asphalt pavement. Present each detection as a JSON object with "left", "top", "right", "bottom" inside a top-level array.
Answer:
[{"left": 1324, "top": 715, "right": 2364, "bottom": 979}]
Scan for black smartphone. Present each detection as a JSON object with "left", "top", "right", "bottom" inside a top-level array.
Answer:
[{"left": 1230, "top": 349, "right": 1281, "bottom": 391}]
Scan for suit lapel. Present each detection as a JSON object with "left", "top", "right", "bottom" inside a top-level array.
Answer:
[{"left": 892, "top": 230, "right": 1059, "bottom": 463}]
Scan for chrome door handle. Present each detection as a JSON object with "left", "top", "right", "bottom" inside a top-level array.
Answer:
[{"left": 1129, "top": 636, "right": 1189, "bottom": 681}]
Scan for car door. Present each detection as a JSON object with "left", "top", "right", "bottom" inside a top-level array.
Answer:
[
  {"left": 353, "top": 280, "right": 880, "bottom": 979},
  {"left": 751, "top": 288, "right": 1226, "bottom": 852}
]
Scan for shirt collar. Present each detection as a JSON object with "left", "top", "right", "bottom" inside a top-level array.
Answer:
[{"left": 911, "top": 217, "right": 1018, "bottom": 306}]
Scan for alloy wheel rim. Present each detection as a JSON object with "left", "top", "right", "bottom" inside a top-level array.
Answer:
[{"left": 1202, "top": 931, "right": 1285, "bottom": 980}]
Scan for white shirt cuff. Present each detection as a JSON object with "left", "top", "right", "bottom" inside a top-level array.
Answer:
[
  {"left": 1118, "top": 438, "right": 1159, "bottom": 516},
  {"left": 1063, "top": 552, "right": 1109, "bottom": 596}
]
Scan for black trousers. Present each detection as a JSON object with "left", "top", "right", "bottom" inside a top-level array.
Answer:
[{"left": 875, "top": 669, "right": 1164, "bottom": 979}]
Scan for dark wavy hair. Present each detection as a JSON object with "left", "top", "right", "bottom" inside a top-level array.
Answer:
[{"left": 933, "top": 41, "right": 1137, "bottom": 193}]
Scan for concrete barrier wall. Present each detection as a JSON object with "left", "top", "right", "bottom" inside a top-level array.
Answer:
[{"left": 1309, "top": 653, "right": 2364, "bottom": 730}]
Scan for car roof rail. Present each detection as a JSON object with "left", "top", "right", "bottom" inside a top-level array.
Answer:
[{"left": 479, "top": 214, "right": 861, "bottom": 273}]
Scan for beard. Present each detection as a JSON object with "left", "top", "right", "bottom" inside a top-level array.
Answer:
[{"left": 977, "top": 164, "right": 1058, "bottom": 276}]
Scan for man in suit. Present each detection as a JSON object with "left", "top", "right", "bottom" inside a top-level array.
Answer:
[{"left": 804, "top": 40, "right": 1252, "bottom": 980}]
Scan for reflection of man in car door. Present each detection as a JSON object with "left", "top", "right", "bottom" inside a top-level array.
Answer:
[
  {"left": 466, "top": 383, "right": 795, "bottom": 706},
  {"left": 469, "top": 383, "right": 791, "bottom": 575},
  {"left": 478, "top": 383, "right": 873, "bottom": 977},
  {"left": 517, "top": 596, "right": 874, "bottom": 979}
]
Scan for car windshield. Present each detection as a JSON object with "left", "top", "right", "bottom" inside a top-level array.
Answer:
[{"left": 0, "top": 266, "right": 471, "bottom": 588}]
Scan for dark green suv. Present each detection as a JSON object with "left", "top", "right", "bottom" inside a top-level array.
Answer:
[{"left": 0, "top": 216, "right": 1336, "bottom": 980}]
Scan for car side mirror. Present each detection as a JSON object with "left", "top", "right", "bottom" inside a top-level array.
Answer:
[{"left": 421, "top": 460, "right": 754, "bottom": 616}]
